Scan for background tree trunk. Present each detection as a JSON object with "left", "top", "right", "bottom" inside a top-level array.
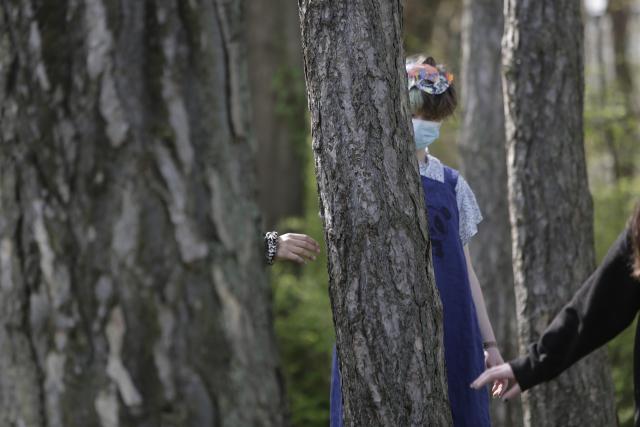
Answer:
[
  {"left": 0, "top": 1, "right": 286, "bottom": 426},
  {"left": 459, "top": 1, "right": 523, "bottom": 426},
  {"left": 404, "top": 0, "right": 443, "bottom": 53},
  {"left": 502, "top": 1, "right": 618, "bottom": 426},
  {"left": 610, "top": 0, "right": 639, "bottom": 116},
  {"left": 608, "top": 0, "right": 639, "bottom": 179},
  {"left": 247, "top": 0, "right": 307, "bottom": 229},
  {"left": 299, "top": 1, "right": 452, "bottom": 425}
]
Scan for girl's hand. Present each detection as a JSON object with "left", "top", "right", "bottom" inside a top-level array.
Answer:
[
  {"left": 484, "top": 347, "right": 509, "bottom": 398},
  {"left": 275, "top": 233, "right": 321, "bottom": 264},
  {"left": 471, "top": 363, "right": 522, "bottom": 400}
]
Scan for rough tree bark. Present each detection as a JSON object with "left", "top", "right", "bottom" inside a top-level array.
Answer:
[
  {"left": 248, "top": 0, "right": 306, "bottom": 229},
  {"left": 502, "top": 1, "right": 618, "bottom": 426},
  {"left": 0, "top": 1, "right": 286, "bottom": 426},
  {"left": 459, "top": 1, "right": 522, "bottom": 426},
  {"left": 299, "top": 1, "right": 452, "bottom": 426}
]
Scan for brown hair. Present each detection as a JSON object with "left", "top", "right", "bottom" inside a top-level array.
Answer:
[
  {"left": 632, "top": 203, "right": 640, "bottom": 279},
  {"left": 408, "top": 56, "right": 457, "bottom": 121}
]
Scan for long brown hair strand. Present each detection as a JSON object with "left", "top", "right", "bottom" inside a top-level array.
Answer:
[{"left": 632, "top": 204, "right": 640, "bottom": 279}]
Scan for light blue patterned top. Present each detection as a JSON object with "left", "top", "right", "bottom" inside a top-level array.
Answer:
[{"left": 419, "top": 155, "right": 483, "bottom": 246}]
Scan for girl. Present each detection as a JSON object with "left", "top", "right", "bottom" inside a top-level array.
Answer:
[
  {"left": 330, "top": 56, "right": 506, "bottom": 426},
  {"left": 472, "top": 205, "right": 640, "bottom": 425}
]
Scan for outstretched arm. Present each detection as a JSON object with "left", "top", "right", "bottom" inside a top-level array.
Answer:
[
  {"left": 465, "top": 245, "right": 507, "bottom": 397},
  {"left": 472, "top": 229, "right": 640, "bottom": 398}
]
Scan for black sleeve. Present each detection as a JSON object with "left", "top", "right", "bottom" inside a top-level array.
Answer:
[{"left": 510, "top": 229, "right": 640, "bottom": 391}]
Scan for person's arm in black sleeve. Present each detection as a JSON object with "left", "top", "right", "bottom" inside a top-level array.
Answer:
[{"left": 510, "top": 228, "right": 640, "bottom": 391}]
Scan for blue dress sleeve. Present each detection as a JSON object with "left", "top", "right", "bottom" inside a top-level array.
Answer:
[{"left": 455, "top": 176, "right": 483, "bottom": 246}]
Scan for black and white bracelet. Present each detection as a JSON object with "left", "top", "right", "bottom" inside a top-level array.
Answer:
[{"left": 265, "top": 231, "right": 279, "bottom": 265}]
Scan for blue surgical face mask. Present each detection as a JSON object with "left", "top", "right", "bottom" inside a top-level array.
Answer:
[{"left": 412, "top": 118, "right": 441, "bottom": 151}]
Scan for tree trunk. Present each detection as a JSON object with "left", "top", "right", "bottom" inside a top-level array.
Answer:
[
  {"left": 403, "top": 0, "right": 443, "bottom": 53},
  {"left": 0, "top": 1, "right": 286, "bottom": 426},
  {"left": 502, "top": 1, "right": 618, "bottom": 426},
  {"left": 608, "top": 0, "right": 638, "bottom": 179},
  {"left": 459, "top": 1, "right": 523, "bottom": 426},
  {"left": 610, "top": 0, "right": 638, "bottom": 115},
  {"left": 247, "top": 0, "right": 306, "bottom": 229},
  {"left": 298, "top": 1, "right": 452, "bottom": 425}
]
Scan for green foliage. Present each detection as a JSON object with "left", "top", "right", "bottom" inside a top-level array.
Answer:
[
  {"left": 584, "top": 74, "right": 639, "bottom": 183},
  {"left": 272, "top": 154, "right": 334, "bottom": 427},
  {"left": 271, "top": 65, "right": 310, "bottom": 162},
  {"left": 592, "top": 179, "right": 640, "bottom": 261}
]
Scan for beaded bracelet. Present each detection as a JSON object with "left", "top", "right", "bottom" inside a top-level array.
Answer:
[{"left": 265, "top": 231, "right": 279, "bottom": 265}]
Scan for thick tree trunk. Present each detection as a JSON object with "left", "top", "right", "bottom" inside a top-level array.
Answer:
[
  {"left": 299, "top": 1, "right": 452, "bottom": 425},
  {"left": 459, "top": 1, "right": 522, "bottom": 426},
  {"left": 247, "top": 0, "right": 306, "bottom": 229},
  {"left": 0, "top": 1, "right": 286, "bottom": 426},
  {"left": 502, "top": 1, "right": 618, "bottom": 426}
]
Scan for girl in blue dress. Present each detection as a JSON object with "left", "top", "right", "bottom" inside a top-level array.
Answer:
[{"left": 330, "top": 56, "right": 506, "bottom": 426}]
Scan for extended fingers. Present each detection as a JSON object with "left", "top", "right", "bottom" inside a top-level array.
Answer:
[
  {"left": 491, "top": 382, "right": 503, "bottom": 398},
  {"left": 290, "top": 239, "right": 320, "bottom": 256},
  {"left": 491, "top": 378, "right": 510, "bottom": 398},
  {"left": 286, "top": 234, "right": 321, "bottom": 252},
  {"left": 279, "top": 250, "right": 306, "bottom": 264},
  {"left": 289, "top": 245, "right": 317, "bottom": 261},
  {"left": 471, "top": 367, "right": 499, "bottom": 389},
  {"left": 502, "top": 384, "right": 521, "bottom": 401}
]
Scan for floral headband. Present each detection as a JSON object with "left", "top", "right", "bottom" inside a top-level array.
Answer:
[{"left": 406, "top": 63, "right": 454, "bottom": 95}]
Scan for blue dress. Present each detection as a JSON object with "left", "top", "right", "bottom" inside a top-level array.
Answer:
[{"left": 330, "top": 156, "right": 490, "bottom": 427}]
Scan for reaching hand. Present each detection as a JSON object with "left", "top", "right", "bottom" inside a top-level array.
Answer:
[
  {"left": 484, "top": 347, "right": 508, "bottom": 398},
  {"left": 471, "top": 363, "right": 521, "bottom": 400},
  {"left": 275, "top": 233, "right": 321, "bottom": 264}
]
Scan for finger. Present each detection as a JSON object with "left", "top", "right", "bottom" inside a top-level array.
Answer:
[
  {"left": 471, "top": 370, "right": 497, "bottom": 389},
  {"left": 491, "top": 383, "right": 498, "bottom": 397},
  {"left": 502, "top": 379, "right": 510, "bottom": 395},
  {"left": 289, "top": 239, "right": 320, "bottom": 256},
  {"left": 492, "top": 381, "right": 505, "bottom": 398},
  {"left": 502, "top": 384, "right": 521, "bottom": 401},
  {"left": 282, "top": 250, "right": 306, "bottom": 264},
  {"left": 491, "top": 381, "right": 500, "bottom": 395},
  {"left": 289, "top": 234, "right": 321, "bottom": 252},
  {"left": 290, "top": 246, "right": 317, "bottom": 261}
]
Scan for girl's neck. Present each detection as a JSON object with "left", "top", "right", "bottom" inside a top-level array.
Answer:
[{"left": 416, "top": 149, "right": 429, "bottom": 165}]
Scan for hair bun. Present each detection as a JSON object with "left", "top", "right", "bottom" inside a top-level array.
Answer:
[{"left": 423, "top": 57, "right": 437, "bottom": 66}]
